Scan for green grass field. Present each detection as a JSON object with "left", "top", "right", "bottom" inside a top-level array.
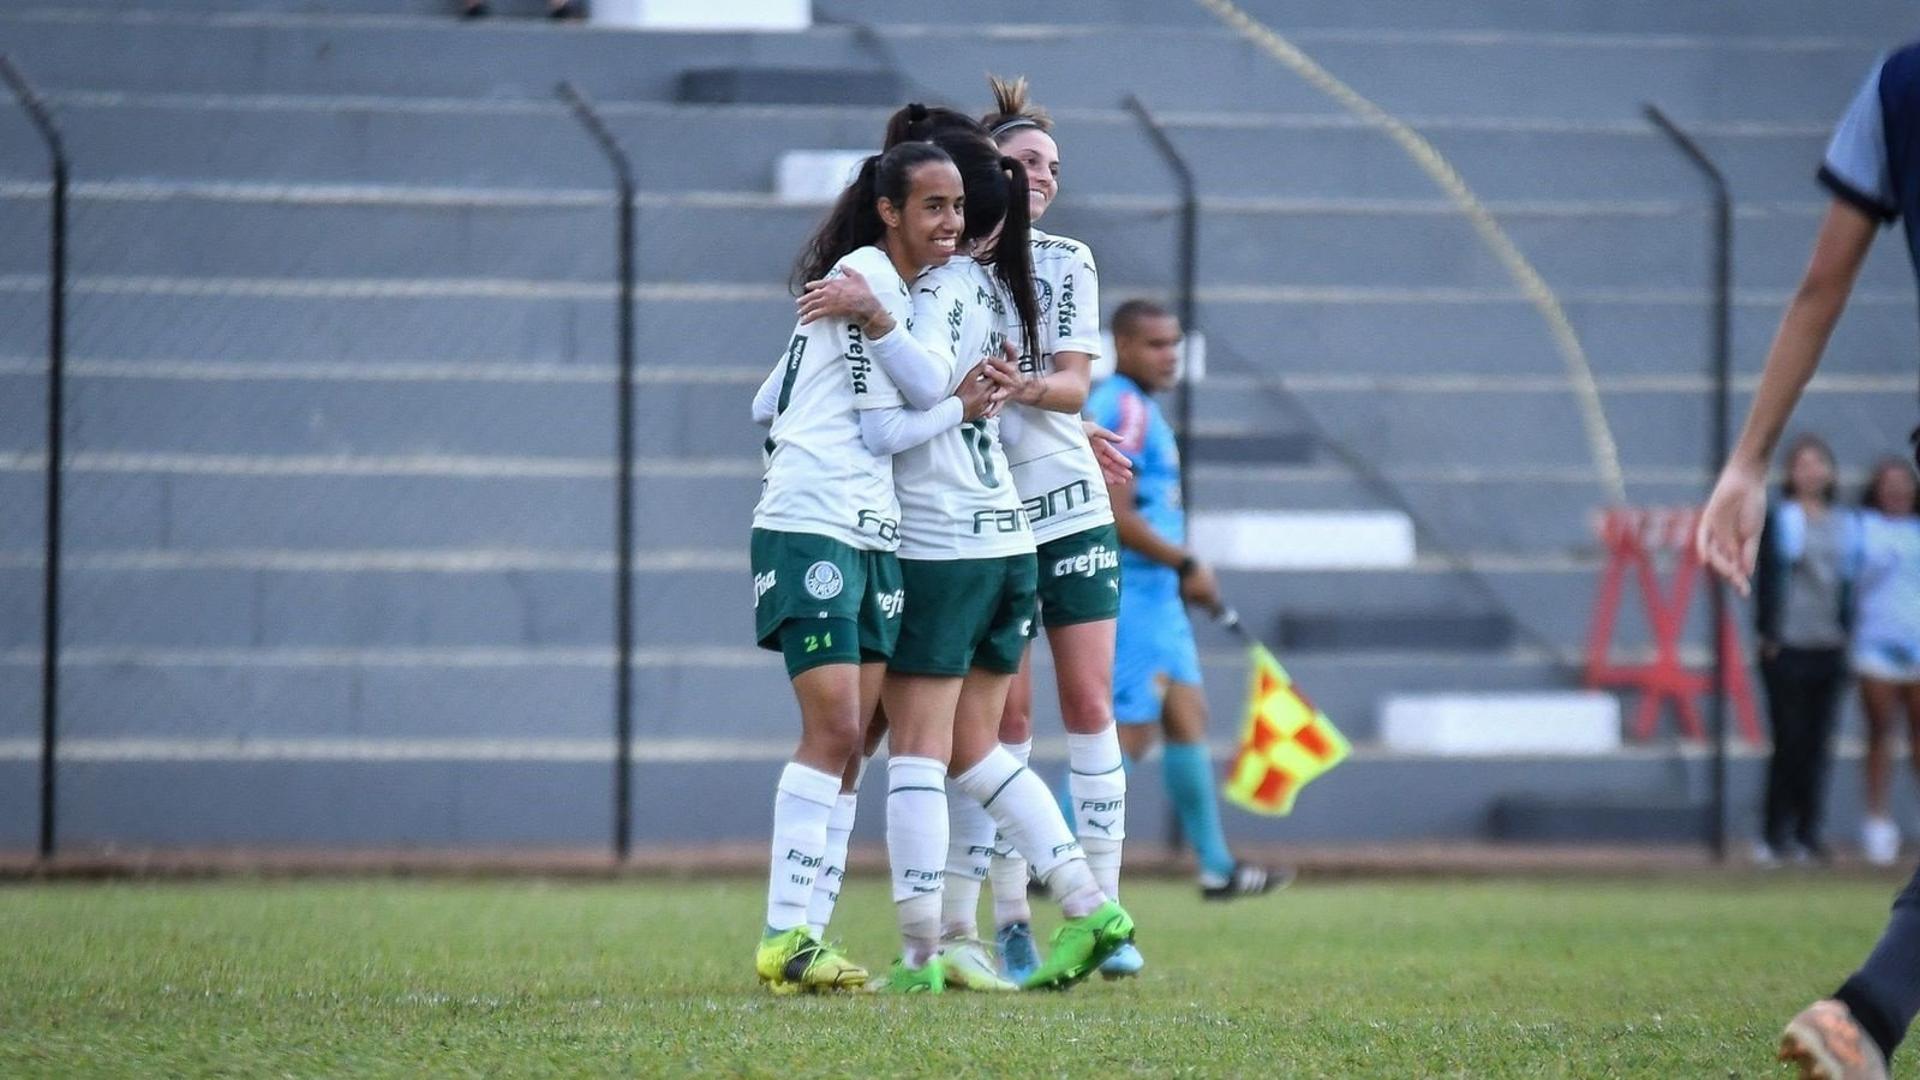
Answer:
[{"left": 0, "top": 874, "right": 1901, "bottom": 1077}]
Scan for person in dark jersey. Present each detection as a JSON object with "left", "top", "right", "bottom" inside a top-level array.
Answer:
[{"left": 1698, "top": 43, "right": 1920, "bottom": 1080}]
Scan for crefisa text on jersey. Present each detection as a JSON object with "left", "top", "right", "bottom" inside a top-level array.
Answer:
[{"left": 844, "top": 322, "right": 871, "bottom": 394}]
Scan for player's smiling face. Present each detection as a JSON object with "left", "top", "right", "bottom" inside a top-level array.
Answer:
[
  {"left": 880, "top": 160, "right": 965, "bottom": 270},
  {"left": 998, "top": 127, "right": 1059, "bottom": 222}
]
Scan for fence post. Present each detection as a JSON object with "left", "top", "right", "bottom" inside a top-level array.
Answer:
[
  {"left": 2, "top": 56, "right": 67, "bottom": 862},
  {"left": 559, "top": 82, "right": 638, "bottom": 862},
  {"left": 1645, "top": 103, "right": 1734, "bottom": 864}
]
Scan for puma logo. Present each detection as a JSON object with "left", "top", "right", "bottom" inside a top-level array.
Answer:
[{"left": 1086, "top": 818, "right": 1116, "bottom": 836}]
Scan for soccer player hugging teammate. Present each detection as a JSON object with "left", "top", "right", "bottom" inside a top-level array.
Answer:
[
  {"left": 749, "top": 133, "right": 1010, "bottom": 995},
  {"left": 970, "top": 76, "right": 1137, "bottom": 984},
  {"left": 802, "top": 105, "right": 1137, "bottom": 993}
]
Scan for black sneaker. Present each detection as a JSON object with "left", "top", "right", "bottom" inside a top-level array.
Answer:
[{"left": 1201, "top": 862, "right": 1295, "bottom": 901}]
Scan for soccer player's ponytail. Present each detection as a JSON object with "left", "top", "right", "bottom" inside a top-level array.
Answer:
[
  {"left": 881, "top": 101, "right": 978, "bottom": 150},
  {"left": 993, "top": 154, "right": 1042, "bottom": 364},
  {"left": 882, "top": 102, "right": 931, "bottom": 147},
  {"left": 790, "top": 139, "right": 952, "bottom": 293},
  {"left": 982, "top": 73, "right": 1053, "bottom": 142}
]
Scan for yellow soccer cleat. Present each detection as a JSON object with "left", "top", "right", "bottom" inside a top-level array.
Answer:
[{"left": 755, "top": 927, "right": 869, "bottom": 995}]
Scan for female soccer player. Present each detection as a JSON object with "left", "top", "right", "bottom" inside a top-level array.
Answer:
[
  {"left": 749, "top": 136, "right": 1003, "bottom": 995},
  {"left": 801, "top": 107, "right": 1135, "bottom": 993},
  {"left": 971, "top": 74, "right": 1136, "bottom": 983}
]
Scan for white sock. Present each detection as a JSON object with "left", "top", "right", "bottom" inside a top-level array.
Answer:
[
  {"left": 765, "top": 762, "right": 840, "bottom": 933},
  {"left": 988, "top": 739, "right": 1034, "bottom": 928},
  {"left": 952, "top": 746, "right": 1106, "bottom": 919},
  {"left": 805, "top": 791, "right": 859, "bottom": 939},
  {"left": 887, "top": 755, "right": 948, "bottom": 967},
  {"left": 942, "top": 784, "right": 996, "bottom": 939},
  {"left": 1067, "top": 727, "right": 1126, "bottom": 900}
]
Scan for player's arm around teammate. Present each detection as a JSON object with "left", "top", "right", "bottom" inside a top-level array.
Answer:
[
  {"left": 831, "top": 107, "right": 1135, "bottom": 993},
  {"left": 749, "top": 139, "right": 971, "bottom": 995}
]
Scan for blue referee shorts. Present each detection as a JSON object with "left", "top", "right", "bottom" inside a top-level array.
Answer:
[{"left": 1112, "top": 565, "right": 1202, "bottom": 725}]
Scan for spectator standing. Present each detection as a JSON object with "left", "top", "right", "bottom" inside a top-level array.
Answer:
[
  {"left": 1854, "top": 457, "right": 1920, "bottom": 866},
  {"left": 1752, "top": 435, "right": 1856, "bottom": 866}
]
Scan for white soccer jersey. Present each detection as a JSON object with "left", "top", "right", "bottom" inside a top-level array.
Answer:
[
  {"left": 892, "top": 257, "right": 1035, "bottom": 561},
  {"left": 751, "top": 245, "right": 910, "bottom": 551},
  {"left": 1005, "top": 229, "right": 1112, "bottom": 545}
]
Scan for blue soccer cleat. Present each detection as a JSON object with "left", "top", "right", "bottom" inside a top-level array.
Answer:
[
  {"left": 1099, "top": 940, "right": 1145, "bottom": 979},
  {"left": 996, "top": 920, "right": 1040, "bottom": 985}
]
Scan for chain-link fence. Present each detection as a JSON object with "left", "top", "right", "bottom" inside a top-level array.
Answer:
[
  {"left": 3, "top": 66, "right": 672, "bottom": 854},
  {"left": 0, "top": 66, "right": 55, "bottom": 855}
]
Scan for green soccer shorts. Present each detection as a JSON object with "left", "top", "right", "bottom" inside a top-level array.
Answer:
[
  {"left": 888, "top": 554, "right": 1038, "bottom": 677},
  {"left": 751, "top": 529, "right": 904, "bottom": 674},
  {"left": 1035, "top": 523, "right": 1122, "bottom": 628}
]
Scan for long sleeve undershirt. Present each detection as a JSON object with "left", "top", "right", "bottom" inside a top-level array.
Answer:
[
  {"left": 869, "top": 324, "right": 955, "bottom": 412},
  {"left": 750, "top": 364, "right": 782, "bottom": 425},
  {"left": 859, "top": 397, "right": 964, "bottom": 455}
]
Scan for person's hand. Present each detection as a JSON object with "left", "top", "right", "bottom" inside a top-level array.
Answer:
[
  {"left": 983, "top": 348, "right": 1024, "bottom": 389},
  {"left": 1696, "top": 457, "right": 1768, "bottom": 597},
  {"left": 999, "top": 340, "right": 1046, "bottom": 405},
  {"left": 1083, "top": 422, "right": 1132, "bottom": 487},
  {"left": 797, "top": 266, "right": 885, "bottom": 328},
  {"left": 1179, "top": 560, "right": 1221, "bottom": 613},
  {"left": 954, "top": 361, "right": 1007, "bottom": 421}
]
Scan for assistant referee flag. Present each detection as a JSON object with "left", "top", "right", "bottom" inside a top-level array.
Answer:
[{"left": 1223, "top": 640, "right": 1350, "bottom": 815}]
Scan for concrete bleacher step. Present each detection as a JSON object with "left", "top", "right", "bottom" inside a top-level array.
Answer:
[
  {"left": 1277, "top": 610, "right": 1516, "bottom": 652},
  {"left": 0, "top": 555, "right": 1647, "bottom": 653},
  {"left": 13, "top": 188, "right": 1918, "bottom": 299},
  {"left": 816, "top": 0, "right": 1915, "bottom": 36},
  {"left": 1188, "top": 432, "right": 1315, "bottom": 465},
  {"left": 1198, "top": 291, "right": 1920, "bottom": 382},
  {"left": 629, "top": 465, "right": 1671, "bottom": 556},
  {"left": 1489, "top": 795, "right": 1708, "bottom": 844},
  {"left": 32, "top": 362, "right": 1915, "bottom": 473},
  {"left": 675, "top": 66, "right": 899, "bottom": 106},
  {"left": 3, "top": 281, "right": 1912, "bottom": 385},
  {"left": 39, "top": 0, "right": 1920, "bottom": 37},
  {"left": 1186, "top": 381, "right": 1919, "bottom": 472},
  {"left": 0, "top": 11, "right": 1891, "bottom": 122},
  {"left": 0, "top": 96, "right": 1850, "bottom": 207},
  {"left": 0, "top": 636, "right": 1577, "bottom": 745},
  {"left": 43, "top": 0, "right": 552, "bottom": 14},
  {"left": 1380, "top": 691, "right": 1621, "bottom": 754}
]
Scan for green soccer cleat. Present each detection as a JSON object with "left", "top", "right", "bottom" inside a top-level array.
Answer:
[
  {"left": 1021, "top": 899, "right": 1134, "bottom": 991},
  {"left": 876, "top": 955, "right": 946, "bottom": 994},
  {"left": 754, "top": 928, "right": 869, "bottom": 995},
  {"left": 937, "top": 936, "right": 1019, "bottom": 992}
]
